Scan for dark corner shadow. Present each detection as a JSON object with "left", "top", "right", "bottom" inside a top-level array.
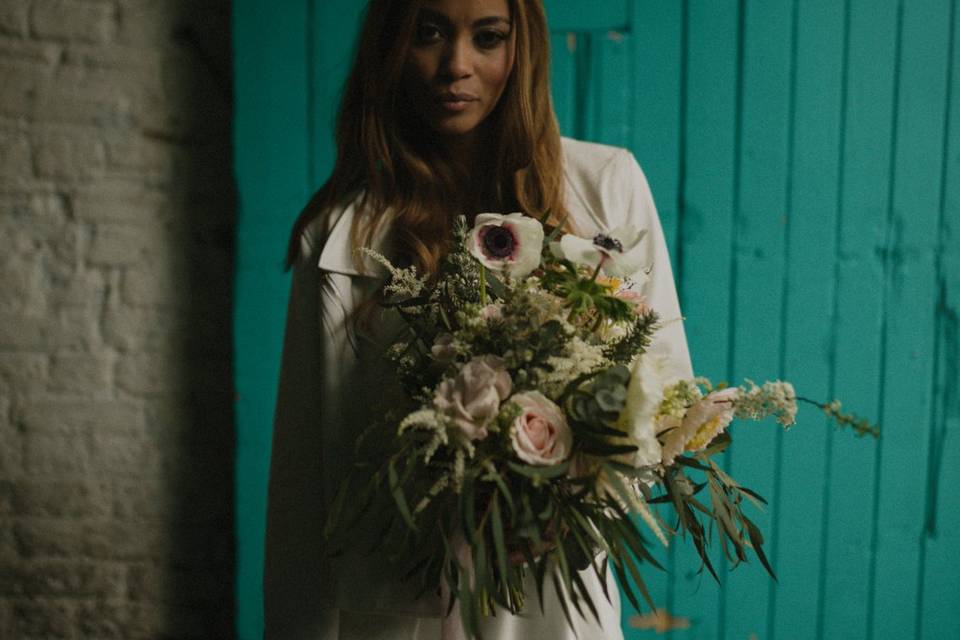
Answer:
[{"left": 158, "top": 2, "right": 237, "bottom": 637}]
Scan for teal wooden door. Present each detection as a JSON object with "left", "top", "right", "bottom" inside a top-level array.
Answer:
[{"left": 234, "top": 1, "right": 960, "bottom": 638}]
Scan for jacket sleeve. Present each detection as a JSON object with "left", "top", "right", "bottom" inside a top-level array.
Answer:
[
  {"left": 263, "top": 235, "right": 338, "bottom": 638},
  {"left": 610, "top": 149, "right": 695, "bottom": 380}
]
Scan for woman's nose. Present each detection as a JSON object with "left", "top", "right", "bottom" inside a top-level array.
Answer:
[{"left": 440, "top": 36, "right": 473, "bottom": 80}]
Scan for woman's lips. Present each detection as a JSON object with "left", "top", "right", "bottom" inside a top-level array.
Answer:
[{"left": 438, "top": 92, "right": 478, "bottom": 112}]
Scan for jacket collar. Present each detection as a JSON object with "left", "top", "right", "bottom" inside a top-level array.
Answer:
[{"left": 316, "top": 199, "right": 391, "bottom": 279}]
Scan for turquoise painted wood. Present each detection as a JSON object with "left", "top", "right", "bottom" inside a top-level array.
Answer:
[
  {"left": 233, "top": 1, "right": 309, "bottom": 638},
  {"left": 234, "top": 1, "right": 960, "bottom": 638},
  {"left": 919, "top": 6, "right": 960, "bottom": 639},
  {"left": 671, "top": 3, "right": 739, "bottom": 637},
  {"left": 773, "top": 2, "right": 844, "bottom": 638},
  {"left": 820, "top": 1, "right": 897, "bottom": 637}
]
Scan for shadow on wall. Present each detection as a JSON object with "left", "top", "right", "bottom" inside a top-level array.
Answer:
[
  {"left": 158, "top": 7, "right": 238, "bottom": 637},
  {"left": 0, "top": 0, "right": 236, "bottom": 637}
]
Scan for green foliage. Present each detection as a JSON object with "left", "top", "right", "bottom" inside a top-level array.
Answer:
[{"left": 604, "top": 309, "right": 660, "bottom": 364}]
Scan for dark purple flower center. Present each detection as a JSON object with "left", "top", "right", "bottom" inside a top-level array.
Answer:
[
  {"left": 481, "top": 226, "right": 516, "bottom": 259},
  {"left": 593, "top": 233, "right": 623, "bottom": 253}
]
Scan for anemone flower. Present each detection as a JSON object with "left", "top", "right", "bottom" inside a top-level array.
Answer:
[
  {"left": 467, "top": 213, "right": 544, "bottom": 278},
  {"left": 551, "top": 224, "right": 648, "bottom": 279}
]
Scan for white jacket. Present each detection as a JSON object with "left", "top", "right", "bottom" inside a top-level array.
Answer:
[{"left": 263, "top": 137, "right": 694, "bottom": 637}]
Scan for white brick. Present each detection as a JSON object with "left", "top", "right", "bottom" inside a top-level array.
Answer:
[
  {"left": 31, "top": 126, "right": 107, "bottom": 181},
  {"left": 0, "top": 2, "right": 30, "bottom": 38},
  {"left": 104, "top": 133, "right": 178, "bottom": 183},
  {"left": 23, "top": 431, "right": 89, "bottom": 475},
  {"left": 18, "top": 398, "right": 144, "bottom": 435},
  {"left": 0, "top": 35, "right": 62, "bottom": 65},
  {"left": 0, "top": 309, "right": 99, "bottom": 351},
  {"left": 48, "top": 352, "right": 112, "bottom": 394},
  {"left": 0, "top": 422, "right": 22, "bottom": 477},
  {"left": 102, "top": 306, "right": 186, "bottom": 352},
  {"left": 47, "top": 268, "right": 108, "bottom": 310},
  {"left": 31, "top": 0, "right": 117, "bottom": 45},
  {"left": 87, "top": 221, "right": 174, "bottom": 267},
  {"left": 122, "top": 261, "right": 190, "bottom": 308},
  {"left": 115, "top": 353, "right": 187, "bottom": 396},
  {"left": 0, "top": 354, "right": 48, "bottom": 398},
  {"left": 0, "top": 208, "right": 77, "bottom": 267},
  {"left": 0, "top": 61, "right": 51, "bottom": 118},
  {"left": 114, "top": 1, "right": 180, "bottom": 48},
  {"left": 73, "top": 181, "right": 176, "bottom": 223},
  {"left": 0, "top": 128, "right": 32, "bottom": 183}
]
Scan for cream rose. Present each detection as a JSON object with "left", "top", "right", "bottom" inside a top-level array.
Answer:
[
  {"left": 509, "top": 391, "right": 572, "bottom": 465},
  {"left": 434, "top": 355, "right": 511, "bottom": 441}
]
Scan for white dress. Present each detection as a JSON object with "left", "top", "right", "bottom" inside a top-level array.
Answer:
[{"left": 263, "top": 137, "right": 694, "bottom": 640}]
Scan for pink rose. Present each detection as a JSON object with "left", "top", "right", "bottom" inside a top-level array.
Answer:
[
  {"left": 614, "top": 289, "right": 650, "bottom": 315},
  {"left": 434, "top": 356, "right": 511, "bottom": 441},
  {"left": 431, "top": 333, "right": 457, "bottom": 363},
  {"left": 509, "top": 391, "right": 572, "bottom": 465}
]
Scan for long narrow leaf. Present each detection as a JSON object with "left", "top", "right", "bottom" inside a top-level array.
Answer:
[
  {"left": 491, "top": 494, "right": 509, "bottom": 586},
  {"left": 388, "top": 460, "right": 417, "bottom": 531}
]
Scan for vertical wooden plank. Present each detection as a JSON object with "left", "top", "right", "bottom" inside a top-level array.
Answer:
[
  {"left": 590, "top": 30, "right": 633, "bottom": 150},
  {"left": 721, "top": 1, "right": 794, "bottom": 638},
  {"left": 550, "top": 32, "right": 578, "bottom": 136},
  {"left": 543, "top": 0, "right": 629, "bottom": 31},
  {"left": 669, "top": 1, "right": 739, "bottom": 638},
  {"left": 820, "top": 1, "right": 896, "bottom": 638},
  {"left": 310, "top": 1, "right": 366, "bottom": 188},
  {"left": 233, "top": 0, "right": 310, "bottom": 638},
  {"left": 621, "top": 5, "right": 683, "bottom": 635},
  {"left": 771, "top": 0, "right": 844, "bottom": 637},
  {"left": 920, "top": 4, "right": 960, "bottom": 638},
  {"left": 630, "top": 0, "right": 683, "bottom": 266},
  {"left": 870, "top": 1, "right": 951, "bottom": 637}
]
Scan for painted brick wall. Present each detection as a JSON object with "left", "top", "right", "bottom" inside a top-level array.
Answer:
[{"left": 0, "top": 1, "right": 235, "bottom": 637}]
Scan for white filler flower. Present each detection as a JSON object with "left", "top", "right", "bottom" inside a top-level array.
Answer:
[
  {"left": 467, "top": 213, "right": 544, "bottom": 278},
  {"left": 551, "top": 224, "right": 648, "bottom": 279}
]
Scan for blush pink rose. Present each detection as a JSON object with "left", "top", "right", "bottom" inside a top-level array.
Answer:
[
  {"left": 509, "top": 391, "right": 572, "bottom": 465},
  {"left": 430, "top": 333, "right": 457, "bottom": 363},
  {"left": 614, "top": 289, "right": 650, "bottom": 315},
  {"left": 434, "top": 355, "right": 511, "bottom": 441}
]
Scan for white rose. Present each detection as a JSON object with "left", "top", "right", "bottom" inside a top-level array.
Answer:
[
  {"left": 509, "top": 391, "right": 573, "bottom": 465},
  {"left": 434, "top": 355, "right": 511, "bottom": 440},
  {"left": 550, "top": 224, "right": 649, "bottom": 279},
  {"left": 467, "top": 213, "right": 544, "bottom": 278}
]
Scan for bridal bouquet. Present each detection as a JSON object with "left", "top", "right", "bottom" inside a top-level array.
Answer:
[{"left": 324, "top": 213, "right": 877, "bottom": 639}]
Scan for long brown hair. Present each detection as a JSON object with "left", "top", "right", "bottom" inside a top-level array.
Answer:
[{"left": 285, "top": 0, "right": 566, "bottom": 276}]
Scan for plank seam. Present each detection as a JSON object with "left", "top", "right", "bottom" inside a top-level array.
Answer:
[
  {"left": 866, "top": 2, "right": 906, "bottom": 638},
  {"left": 917, "top": 0, "right": 958, "bottom": 637},
  {"left": 767, "top": 1, "right": 801, "bottom": 637},
  {"left": 816, "top": 0, "right": 853, "bottom": 636}
]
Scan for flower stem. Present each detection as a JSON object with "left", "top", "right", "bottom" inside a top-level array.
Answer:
[
  {"left": 480, "top": 265, "right": 487, "bottom": 306},
  {"left": 797, "top": 396, "right": 880, "bottom": 438},
  {"left": 590, "top": 261, "right": 603, "bottom": 282}
]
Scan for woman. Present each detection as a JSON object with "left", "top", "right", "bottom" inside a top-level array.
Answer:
[{"left": 264, "top": 0, "right": 693, "bottom": 638}]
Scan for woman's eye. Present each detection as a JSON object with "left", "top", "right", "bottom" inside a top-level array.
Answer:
[
  {"left": 475, "top": 30, "right": 508, "bottom": 49},
  {"left": 414, "top": 23, "right": 443, "bottom": 44}
]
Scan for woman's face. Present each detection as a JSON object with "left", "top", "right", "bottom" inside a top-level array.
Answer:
[{"left": 402, "top": 0, "right": 516, "bottom": 147}]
